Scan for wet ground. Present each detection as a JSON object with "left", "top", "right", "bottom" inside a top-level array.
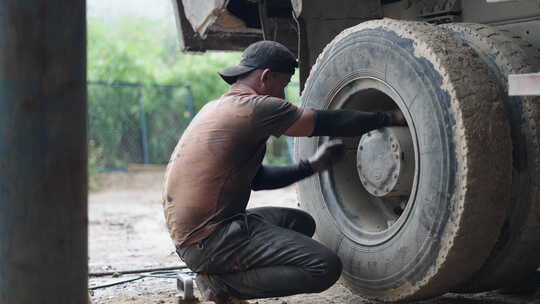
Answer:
[{"left": 89, "top": 167, "right": 540, "bottom": 304}]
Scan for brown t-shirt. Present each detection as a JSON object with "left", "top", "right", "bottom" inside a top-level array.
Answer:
[{"left": 163, "top": 84, "right": 303, "bottom": 246}]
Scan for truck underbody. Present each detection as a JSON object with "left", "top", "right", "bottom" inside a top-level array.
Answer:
[{"left": 172, "top": 0, "right": 540, "bottom": 87}]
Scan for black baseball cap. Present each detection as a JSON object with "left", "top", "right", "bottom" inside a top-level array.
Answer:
[{"left": 219, "top": 41, "right": 298, "bottom": 85}]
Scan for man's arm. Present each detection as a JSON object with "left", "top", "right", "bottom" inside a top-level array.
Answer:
[
  {"left": 284, "top": 109, "right": 316, "bottom": 136},
  {"left": 251, "top": 161, "right": 314, "bottom": 191},
  {"left": 251, "top": 140, "right": 345, "bottom": 191},
  {"left": 284, "top": 108, "right": 405, "bottom": 137}
]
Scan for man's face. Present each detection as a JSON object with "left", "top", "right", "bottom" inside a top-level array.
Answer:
[{"left": 263, "top": 71, "right": 292, "bottom": 99}]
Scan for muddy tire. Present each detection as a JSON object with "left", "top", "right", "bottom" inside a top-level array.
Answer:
[
  {"left": 294, "top": 19, "right": 512, "bottom": 301},
  {"left": 441, "top": 22, "right": 540, "bottom": 293}
]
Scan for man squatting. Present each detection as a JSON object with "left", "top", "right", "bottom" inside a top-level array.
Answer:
[{"left": 163, "top": 41, "right": 405, "bottom": 304}]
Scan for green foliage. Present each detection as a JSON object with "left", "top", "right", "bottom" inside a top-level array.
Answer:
[
  {"left": 88, "top": 17, "right": 241, "bottom": 108},
  {"left": 164, "top": 53, "right": 242, "bottom": 110},
  {"left": 264, "top": 136, "right": 293, "bottom": 165},
  {"left": 87, "top": 16, "right": 239, "bottom": 171},
  {"left": 142, "top": 86, "right": 192, "bottom": 163},
  {"left": 88, "top": 85, "right": 143, "bottom": 169},
  {"left": 88, "top": 140, "right": 105, "bottom": 174},
  {"left": 88, "top": 20, "right": 154, "bottom": 83},
  {"left": 286, "top": 71, "right": 301, "bottom": 105}
]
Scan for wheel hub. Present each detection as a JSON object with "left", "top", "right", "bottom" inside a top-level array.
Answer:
[{"left": 357, "top": 127, "right": 414, "bottom": 197}]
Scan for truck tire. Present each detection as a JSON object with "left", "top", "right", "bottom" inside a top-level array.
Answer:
[
  {"left": 294, "top": 19, "right": 512, "bottom": 301},
  {"left": 441, "top": 23, "right": 540, "bottom": 293}
]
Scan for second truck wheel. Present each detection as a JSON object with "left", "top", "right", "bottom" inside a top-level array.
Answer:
[{"left": 442, "top": 22, "right": 540, "bottom": 293}]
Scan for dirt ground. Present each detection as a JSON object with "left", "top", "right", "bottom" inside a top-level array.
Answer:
[{"left": 89, "top": 167, "right": 540, "bottom": 304}]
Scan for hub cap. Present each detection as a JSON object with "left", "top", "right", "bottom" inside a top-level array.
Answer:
[{"left": 357, "top": 127, "right": 414, "bottom": 197}]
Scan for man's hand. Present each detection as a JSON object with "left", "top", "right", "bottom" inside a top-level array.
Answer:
[
  {"left": 385, "top": 110, "right": 407, "bottom": 126},
  {"left": 308, "top": 139, "right": 346, "bottom": 172}
]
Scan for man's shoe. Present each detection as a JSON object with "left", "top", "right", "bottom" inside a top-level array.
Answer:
[
  {"left": 195, "top": 274, "right": 223, "bottom": 302},
  {"left": 195, "top": 274, "right": 249, "bottom": 304}
]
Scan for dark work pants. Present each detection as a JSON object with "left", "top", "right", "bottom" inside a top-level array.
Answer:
[{"left": 176, "top": 207, "right": 343, "bottom": 300}]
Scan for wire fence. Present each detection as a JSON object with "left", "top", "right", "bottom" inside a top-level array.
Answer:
[
  {"left": 88, "top": 82, "right": 195, "bottom": 172},
  {"left": 88, "top": 82, "right": 298, "bottom": 172}
]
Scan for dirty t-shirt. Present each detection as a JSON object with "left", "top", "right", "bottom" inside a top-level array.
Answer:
[{"left": 163, "top": 84, "right": 303, "bottom": 247}]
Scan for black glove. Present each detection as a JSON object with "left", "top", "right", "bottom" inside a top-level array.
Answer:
[
  {"left": 385, "top": 110, "right": 407, "bottom": 126},
  {"left": 308, "top": 139, "right": 346, "bottom": 172}
]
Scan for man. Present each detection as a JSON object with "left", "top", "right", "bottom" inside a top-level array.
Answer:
[{"left": 163, "top": 41, "right": 404, "bottom": 304}]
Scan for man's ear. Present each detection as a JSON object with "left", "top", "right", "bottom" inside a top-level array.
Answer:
[{"left": 260, "top": 69, "right": 272, "bottom": 83}]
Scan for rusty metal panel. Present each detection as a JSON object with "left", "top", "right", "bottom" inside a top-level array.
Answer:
[
  {"left": 182, "top": 0, "right": 227, "bottom": 38},
  {"left": 0, "top": 1, "right": 88, "bottom": 303},
  {"left": 171, "top": 0, "right": 263, "bottom": 52},
  {"left": 509, "top": 73, "right": 540, "bottom": 96}
]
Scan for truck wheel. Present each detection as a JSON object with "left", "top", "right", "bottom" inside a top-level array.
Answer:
[
  {"left": 294, "top": 19, "right": 512, "bottom": 301},
  {"left": 441, "top": 22, "right": 540, "bottom": 293}
]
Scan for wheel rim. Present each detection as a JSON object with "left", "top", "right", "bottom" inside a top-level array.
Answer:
[
  {"left": 357, "top": 127, "right": 415, "bottom": 198},
  {"left": 320, "top": 76, "right": 420, "bottom": 246}
]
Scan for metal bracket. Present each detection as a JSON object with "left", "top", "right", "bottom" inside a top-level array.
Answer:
[{"left": 509, "top": 73, "right": 540, "bottom": 96}]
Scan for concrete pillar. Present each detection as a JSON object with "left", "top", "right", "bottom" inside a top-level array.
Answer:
[{"left": 0, "top": 1, "right": 88, "bottom": 303}]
